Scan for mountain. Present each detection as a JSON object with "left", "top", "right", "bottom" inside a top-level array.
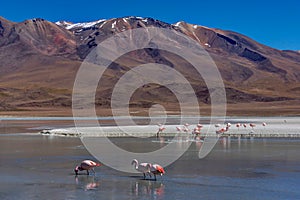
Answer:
[{"left": 0, "top": 16, "right": 299, "bottom": 116}]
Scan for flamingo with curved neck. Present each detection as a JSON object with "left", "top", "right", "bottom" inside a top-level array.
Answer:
[{"left": 131, "top": 159, "right": 151, "bottom": 179}]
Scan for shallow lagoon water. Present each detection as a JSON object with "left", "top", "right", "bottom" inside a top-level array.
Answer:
[
  {"left": 1, "top": 134, "right": 300, "bottom": 199},
  {"left": 0, "top": 118, "right": 300, "bottom": 200}
]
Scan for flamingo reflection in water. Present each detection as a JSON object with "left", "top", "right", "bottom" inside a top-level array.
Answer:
[
  {"left": 131, "top": 179, "right": 165, "bottom": 198},
  {"left": 75, "top": 175, "right": 100, "bottom": 191}
]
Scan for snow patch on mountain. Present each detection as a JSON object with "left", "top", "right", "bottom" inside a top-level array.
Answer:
[
  {"left": 204, "top": 43, "right": 211, "bottom": 47},
  {"left": 55, "top": 21, "right": 73, "bottom": 27},
  {"left": 173, "top": 21, "right": 182, "bottom": 27},
  {"left": 112, "top": 21, "right": 117, "bottom": 29},
  {"left": 56, "top": 19, "right": 106, "bottom": 30}
]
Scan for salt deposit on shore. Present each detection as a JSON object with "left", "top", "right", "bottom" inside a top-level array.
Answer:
[{"left": 40, "top": 117, "right": 300, "bottom": 138}]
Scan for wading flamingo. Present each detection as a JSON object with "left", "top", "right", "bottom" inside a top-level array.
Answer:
[
  {"left": 216, "top": 125, "right": 230, "bottom": 134},
  {"left": 182, "top": 126, "right": 189, "bottom": 133},
  {"left": 182, "top": 123, "right": 190, "bottom": 133},
  {"left": 249, "top": 123, "right": 256, "bottom": 129},
  {"left": 149, "top": 163, "right": 165, "bottom": 181},
  {"left": 197, "top": 124, "right": 203, "bottom": 129},
  {"left": 192, "top": 126, "right": 202, "bottom": 135},
  {"left": 157, "top": 125, "right": 166, "bottom": 137},
  {"left": 131, "top": 159, "right": 151, "bottom": 179},
  {"left": 176, "top": 126, "right": 182, "bottom": 132},
  {"left": 193, "top": 128, "right": 201, "bottom": 135},
  {"left": 216, "top": 127, "right": 226, "bottom": 134},
  {"left": 74, "top": 160, "right": 101, "bottom": 175},
  {"left": 176, "top": 123, "right": 191, "bottom": 133}
]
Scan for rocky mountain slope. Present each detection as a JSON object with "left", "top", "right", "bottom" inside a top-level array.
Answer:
[{"left": 0, "top": 16, "right": 299, "bottom": 116}]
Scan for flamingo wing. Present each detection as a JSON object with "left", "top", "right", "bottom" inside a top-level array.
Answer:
[
  {"left": 151, "top": 164, "right": 165, "bottom": 174},
  {"left": 81, "top": 160, "right": 101, "bottom": 170},
  {"left": 137, "top": 163, "right": 151, "bottom": 173}
]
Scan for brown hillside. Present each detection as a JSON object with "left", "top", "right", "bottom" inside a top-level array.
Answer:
[{"left": 0, "top": 17, "right": 299, "bottom": 116}]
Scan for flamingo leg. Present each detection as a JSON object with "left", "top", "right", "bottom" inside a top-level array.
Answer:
[
  {"left": 143, "top": 173, "right": 146, "bottom": 180},
  {"left": 154, "top": 174, "right": 157, "bottom": 181},
  {"left": 91, "top": 168, "right": 95, "bottom": 174},
  {"left": 86, "top": 170, "right": 89, "bottom": 175}
]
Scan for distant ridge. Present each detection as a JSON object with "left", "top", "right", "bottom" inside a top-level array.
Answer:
[{"left": 0, "top": 16, "right": 299, "bottom": 116}]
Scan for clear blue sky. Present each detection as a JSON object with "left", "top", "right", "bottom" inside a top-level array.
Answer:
[{"left": 1, "top": 0, "right": 299, "bottom": 50}]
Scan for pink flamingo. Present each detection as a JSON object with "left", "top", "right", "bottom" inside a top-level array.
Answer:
[
  {"left": 131, "top": 159, "right": 151, "bottom": 179},
  {"left": 197, "top": 124, "right": 203, "bottom": 128},
  {"left": 183, "top": 126, "right": 189, "bottom": 133},
  {"left": 262, "top": 122, "right": 267, "bottom": 126},
  {"left": 74, "top": 160, "right": 101, "bottom": 175},
  {"left": 236, "top": 123, "right": 241, "bottom": 130},
  {"left": 216, "top": 127, "right": 226, "bottom": 134},
  {"left": 157, "top": 126, "right": 166, "bottom": 137},
  {"left": 216, "top": 125, "right": 229, "bottom": 134},
  {"left": 149, "top": 163, "right": 165, "bottom": 181},
  {"left": 176, "top": 123, "right": 191, "bottom": 133},
  {"left": 183, "top": 123, "right": 190, "bottom": 132},
  {"left": 192, "top": 124, "right": 203, "bottom": 135},
  {"left": 243, "top": 124, "right": 247, "bottom": 128},
  {"left": 176, "top": 126, "right": 182, "bottom": 132},
  {"left": 182, "top": 123, "right": 190, "bottom": 133},
  {"left": 192, "top": 127, "right": 201, "bottom": 135},
  {"left": 249, "top": 123, "right": 256, "bottom": 129}
]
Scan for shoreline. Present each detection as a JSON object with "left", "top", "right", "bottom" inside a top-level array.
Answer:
[
  {"left": 38, "top": 116, "right": 300, "bottom": 138},
  {"left": 1, "top": 116, "right": 299, "bottom": 138}
]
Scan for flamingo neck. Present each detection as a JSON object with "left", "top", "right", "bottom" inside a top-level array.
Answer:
[{"left": 132, "top": 160, "right": 138, "bottom": 169}]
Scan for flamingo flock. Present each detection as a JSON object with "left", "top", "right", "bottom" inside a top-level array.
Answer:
[
  {"left": 215, "top": 122, "right": 267, "bottom": 134},
  {"left": 74, "top": 121, "right": 268, "bottom": 181},
  {"left": 155, "top": 121, "right": 268, "bottom": 137}
]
